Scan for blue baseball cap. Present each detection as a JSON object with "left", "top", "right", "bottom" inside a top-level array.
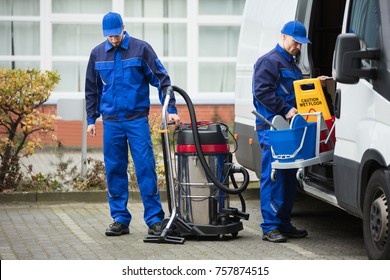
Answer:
[
  {"left": 102, "top": 12, "right": 123, "bottom": 37},
  {"left": 281, "top": 21, "right": 311, "bottom": 44}
]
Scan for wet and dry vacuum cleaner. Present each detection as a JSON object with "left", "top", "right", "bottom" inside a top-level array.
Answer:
[{"left": 144, "top": 85, "right": 250, "bottom": 244}]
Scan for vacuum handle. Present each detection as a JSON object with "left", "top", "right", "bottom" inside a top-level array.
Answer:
[{"left": 161, "top": 89, "right": 178, "bottom": 211}]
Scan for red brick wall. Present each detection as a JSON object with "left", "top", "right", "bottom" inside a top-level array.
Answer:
[
  {"left": 150, "top": 104, "right": 234, "bottom": 124},
  {"left": 38, "top": 104, "right": 234, "bottom": 148}
]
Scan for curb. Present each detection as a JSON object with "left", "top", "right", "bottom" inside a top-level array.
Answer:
[
  {"left": 0, "top": 183, "right": 259, "bottom": 204},
  {"left": 0, "top": 191, "right": 108, "bottom": 203}
]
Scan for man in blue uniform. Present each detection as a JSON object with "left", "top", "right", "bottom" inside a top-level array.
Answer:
[
  {"left": 252, "top": 21, "right": 312, "bottom": 242},
  {"left": 85, "top": 12, "right": 180, "bottom": 236}
]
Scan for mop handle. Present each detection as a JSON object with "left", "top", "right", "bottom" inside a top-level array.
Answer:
[{"left": 251, "top": 110, "right": 278, "bottom": 130}]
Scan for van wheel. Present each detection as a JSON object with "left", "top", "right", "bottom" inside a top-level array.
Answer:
[{"left": 363, "top": 170, "right": 390, "bottom": 259}]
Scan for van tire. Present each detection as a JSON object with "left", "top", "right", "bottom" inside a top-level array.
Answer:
[{"left": 363, "top": 169, "right": 390, "bottom": 259}]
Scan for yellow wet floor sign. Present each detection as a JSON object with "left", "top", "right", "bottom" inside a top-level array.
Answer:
[{"left": 294, "top": 78, "right": 331, "bottom": 122}]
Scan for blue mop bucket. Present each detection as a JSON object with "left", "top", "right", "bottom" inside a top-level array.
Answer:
[{"left": 268, "top": 115, "right": 316, "bottom": 162}]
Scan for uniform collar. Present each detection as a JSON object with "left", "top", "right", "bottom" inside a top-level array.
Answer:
[
  {"left": 104, "top": 31, "right": 130, "bottom": 52},
  {"left": 276, "top": 43, "right": 294, "bottom": 62}
]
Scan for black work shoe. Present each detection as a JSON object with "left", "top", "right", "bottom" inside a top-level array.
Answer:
[
  {"left": 281, "top": 227, "right": 308, "bottom": 238},
  {"left": 262, "top": 229, "right": 287, "bottom": 243},
  {"left": 105, "top": 222, "right": 129, "bottom": 236},
  {"left": 148, "top": 222, "right": 162, "bottom": 235}
]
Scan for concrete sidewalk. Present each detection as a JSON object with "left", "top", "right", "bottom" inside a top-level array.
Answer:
[
  {"left": 1, "top": 151, "right": 367, "bottom": 261},
  {"left": 0, "top": 198, "right": 261, "bottom": 260},
  {"left": 0, "top": 192, "right": 367, "bottom": 260}
]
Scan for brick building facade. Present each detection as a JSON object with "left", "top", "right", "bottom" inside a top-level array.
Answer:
[{"left": 41, "top": 104, "right": 235, "bottom": 148}]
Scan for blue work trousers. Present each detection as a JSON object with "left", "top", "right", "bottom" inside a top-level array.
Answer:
[
  {"left": 103, "top": 117, "right": 165, "bottom": 227},
  {"left": 257, "top": 130, "right": 297, "bottom": 233}
]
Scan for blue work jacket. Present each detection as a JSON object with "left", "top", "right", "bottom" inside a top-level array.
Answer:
[
  {"left": 85, "top": 31, "right": 177, "bottom": 125},
  {"left": 252, "top": 44, "right": 303, "bottom": 130}
]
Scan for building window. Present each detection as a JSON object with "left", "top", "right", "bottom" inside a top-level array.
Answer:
[
  {"left": 0, "top": 0, "right": 245, "bottom": 104},
  {"left": 0, "top": 61, "right": 40, "bottom": 69},
  {"left": 166, "top": 62, "right": 187, "bottom": 89},
  {"left": 52, "top": 0, "right": 111, "bottom": 14},
  {"left": 199, "top": 0, "right": 245, "bottom": 15},
  {"left": 0, "top": 0, "right": 40, "bottom": 16},
  {"left": 199, "top": 26, "right": 240, "bottom": 57},
  {"left": 53, "top": 61, "right": 86, "bottom": 92},
  {"left": 199, "top": 62, "right": 235, "bottom": 92},
  {"left": 0, "top": 0, "right": 40, "bottom": 70},
  {"left": 126, "top": 23, "right": 187, "bottom": 57},
  {"left": 0, "top": 21, "right": 40, "bottom": 56},
  {"left": 124, "top": 0, "right": 187, "bottom": 18},
  {"left": 52, "top": 24, "right": 101, "bottom": 56}
]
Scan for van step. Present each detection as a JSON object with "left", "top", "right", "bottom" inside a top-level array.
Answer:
[
  {"left": 301, "top": 177, "right": 338, "bottom": 207},
  {"left": 306, "top": 163, "right": 334, "bottom": 186}
]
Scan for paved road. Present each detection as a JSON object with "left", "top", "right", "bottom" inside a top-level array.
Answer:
[{"left": 0, "top": 192, "right": 367, "bottom": 260}]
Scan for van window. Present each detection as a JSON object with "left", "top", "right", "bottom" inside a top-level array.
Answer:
[{"left": 349, "top": 0, "right": 380, "bottom": 48}]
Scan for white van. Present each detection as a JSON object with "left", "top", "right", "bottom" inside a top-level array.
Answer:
[{"left": 234, "top": 0, "right": 390, "bottom": 259}]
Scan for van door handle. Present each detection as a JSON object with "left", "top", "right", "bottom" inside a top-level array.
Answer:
[{"left": 334, "top": 89, "right": 341, "bottom": 119}]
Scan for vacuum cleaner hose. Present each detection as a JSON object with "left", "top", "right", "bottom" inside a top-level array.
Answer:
[{"left": 169, "top": 85, "right": 250, "bottom": 195}]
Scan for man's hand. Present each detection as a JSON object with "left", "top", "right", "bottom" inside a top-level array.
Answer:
[
  {"left": 285, "top": 107, "right": 298, "bottom": 120},
  {"left": 318, "top": 75, "right": 330, "bottom": 87},
  {"left": 87, "top": 124, "right": 96, "bottom": 138},
  {"left": 168, "top": 114, "right": 181, "bottom": 126}
]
